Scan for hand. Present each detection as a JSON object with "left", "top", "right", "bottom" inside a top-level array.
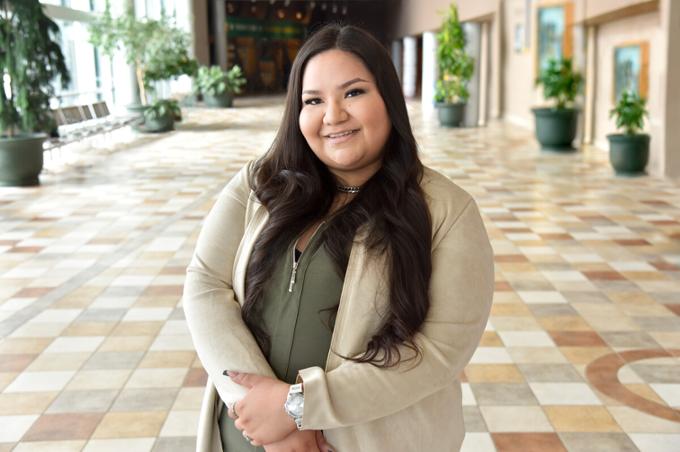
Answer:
[
  {"left": 228, "top": 371, "right": 297, "bottom": 445},
  {"left": 263, "top": 429, "right": 334, "bottom": 452}
]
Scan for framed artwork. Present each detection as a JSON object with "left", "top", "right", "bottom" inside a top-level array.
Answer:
[
  {"left": 613, "top": 42, "right": 649, "bottom": 101},
  {"left": 535, "top": 2, "right": 573, "bottom": 73}
]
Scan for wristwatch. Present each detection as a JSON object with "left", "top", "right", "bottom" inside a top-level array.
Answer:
[{"left": 284, "top": 383, "right": 304, "bottom": 430}]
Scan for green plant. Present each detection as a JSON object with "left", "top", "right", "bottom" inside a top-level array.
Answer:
[
  {"left": 434, "top": 4, "right": 474, "bottom": 104},
  {"left": 609, "top": 90, "right": 648, "bottom": 135},
  {"left": 195, "top": 65, "right": 246, "bottom": 97},
  {"left": 89, "top": 2, "right": 196, "bottom": 105},
  {"left": 143, "top": 98, "right": 180, "bottom": 121},
  {"left": 0, "top": 0, "right": 70, "bottom": 137},
  {"left": 535, "top": 57, "right": 583, "bottom": 109}
]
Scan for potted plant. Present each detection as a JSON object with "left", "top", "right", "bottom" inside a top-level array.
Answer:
[
  {"left": 434, "top": 4, "right": 474, "bottom": 127},
  {"left": 0, "top": 0, "right": 70, "bottom": 186},
  {"left": 608, "top": 90, "right": 649, "bottom": 175},
  {"left": 140, "top": 99, "right": 180, "bottom": 133},
  {"left": 533, "top": 57, "right": 583, "bottom": 150},
  {"left": 196, "top": 65, "right": 246, "bottom": 108},
  {"left": 88, "top": 2, "right": 196, "bottom": 122}
]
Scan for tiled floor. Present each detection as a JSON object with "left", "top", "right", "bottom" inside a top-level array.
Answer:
[{"left": 1, "top": 96, "right": 679, "bottom": 451}]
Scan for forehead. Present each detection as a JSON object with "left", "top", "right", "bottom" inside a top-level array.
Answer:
[{"left": 302, "top": 49, "right": 374, "bottom": 88}]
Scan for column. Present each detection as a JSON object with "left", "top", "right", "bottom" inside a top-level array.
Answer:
[
  {"left": 478, "top": 21, "right": 489, "bottom": 126},
  {"left": 214, "top": 0, "right": 228, "bottom": 69},
  {"left": 391, "top": 40, "right": 403, "bottom": 82},
  {"left": 421, "top": 31, "right": 438, "bottom": 114},
  {"left": 583, "top": 25, "right": 597, "bottom": 144},
  {"left": 402, "top": 36, "right": 417, "bottom": 98}
]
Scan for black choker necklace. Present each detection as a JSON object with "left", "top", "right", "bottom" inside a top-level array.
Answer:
[{"left": 336, "top": 184, "right": 361, "bottom": 194}]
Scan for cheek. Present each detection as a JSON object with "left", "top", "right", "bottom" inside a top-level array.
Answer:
[
  {"left": 299, "top": 109, "right": 321, "bottom": 144},
  {"left": 360, "top": 101, "right": 391, "bottom": 145}
]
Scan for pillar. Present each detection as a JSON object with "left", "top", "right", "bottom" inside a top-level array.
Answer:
[
  {"left": 421, "top": 31, "right": 438, "bottom": 114},
  {"left": 391, "top": 40, "right": 403, "bottom": 82},
  {"left": 402, "top": 36, "right": 417, "bottom": 98}
]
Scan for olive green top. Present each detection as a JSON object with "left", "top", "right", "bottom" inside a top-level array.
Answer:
[{"left": 218, "top": 223, "right": 343, "bottom": 451}]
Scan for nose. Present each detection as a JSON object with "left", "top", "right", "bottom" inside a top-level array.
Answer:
[{"left": 323, "top": 99, "right": 349, "bottom": 125}]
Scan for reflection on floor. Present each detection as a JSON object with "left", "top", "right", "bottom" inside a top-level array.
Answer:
[{"left": 0, "top": 97, "right": 679, "bottom": 451}]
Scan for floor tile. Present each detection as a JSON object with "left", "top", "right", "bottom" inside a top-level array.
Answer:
[
  {"left": 460, "top": 432, "right": 496, "bottom": 452},
  {"left": 491, "top": 433, "right": 566, "bottom": 452},
  {"left": 629, "top": 433, "right": 680, "bottom": 452},
  {"left": 82, "top": 437, "right": 156, "bottom": 452},
  {"left": 46, "top": 390, "right": 118, "bottom": 413},
  {"left": 558, "top": 432, "right": 638, "bottom": 452},
  {"left": 480, "top": 406, "right": 553, "bottom": 432},
  {"left": 22, "top": 413, "right": 103, "bottom": 441},
  {"left": 0, "top": 415, "right": 39, "bottom": 442},
  {"left": 92, "top": 411, "right": 167, "bottom": 439},
  {"left": 529, "top": 383, "right": 602, "bottom": 405},
  {"left": 543, "top": 406, "right": 621, "bottom": 432}
]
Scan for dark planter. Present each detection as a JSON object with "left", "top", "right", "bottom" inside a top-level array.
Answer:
[
  {"left": 607, "top": 133, "right": 650, "bottom": 176},
  {"left": 436, "top": 102, "right": 466, "bottom": 127},
  {"left": 204, "top": 92, "right": 234, "bottom": 108},
  {"left": 143, "top": 114, "right": 175, "bottom": 133},
  {"left": 532, "top": 107, "right": 579, "bottom": 151},
  {"left": 0, "top": 133, "right": 46, "bottom": 186}
]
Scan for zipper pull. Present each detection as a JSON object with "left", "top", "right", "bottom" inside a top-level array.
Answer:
[{"left": 288, "top": 261, "right": 298, "bottom": 292}]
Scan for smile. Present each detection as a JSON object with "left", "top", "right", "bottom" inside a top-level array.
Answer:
[{"left": 325, "top": 129, "right": 360, "bottom": 139}]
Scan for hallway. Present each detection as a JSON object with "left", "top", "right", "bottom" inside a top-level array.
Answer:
[{"left": 0, "top": 97, "right": 679, "bottom": 451}]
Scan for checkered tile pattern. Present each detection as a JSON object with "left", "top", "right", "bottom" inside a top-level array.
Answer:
[{"left": 0, "top": 97, "right": 678, "bottom": 451}]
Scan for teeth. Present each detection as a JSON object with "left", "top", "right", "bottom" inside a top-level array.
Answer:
[{"left": 327, "top": 130, "right": 355, "bottom": 138}]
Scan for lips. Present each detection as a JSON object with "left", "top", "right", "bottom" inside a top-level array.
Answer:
[{"left": 324, "top": 129, "right": 359, "bottom": 138}]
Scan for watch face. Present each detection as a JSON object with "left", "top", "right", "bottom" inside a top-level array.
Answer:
[{"left": 287, "top": 394, "right": 304, "bottom": 416}]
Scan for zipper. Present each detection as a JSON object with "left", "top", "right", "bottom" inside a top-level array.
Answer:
[{"left": 288, "top": 221, "right": 325, "bottom": 293}]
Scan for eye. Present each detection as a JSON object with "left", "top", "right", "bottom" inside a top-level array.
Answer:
[
  {"left": 346, "top": 88, "right": 365, "bottom": 98},
  {"left": 303, "top": 97, "right": 322, "bottom": 106}
]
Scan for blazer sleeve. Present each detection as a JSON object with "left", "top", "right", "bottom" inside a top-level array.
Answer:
[
  {"left": 183, "top": 163, "right": 276, "bottom": 407},
  {"left": 296, "top": 198, "right": 494, "bottom": 429}
]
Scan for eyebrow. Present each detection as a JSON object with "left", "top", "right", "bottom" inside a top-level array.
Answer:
[{"left": 302, "top": 77, "right": 369, "bottom": 95}]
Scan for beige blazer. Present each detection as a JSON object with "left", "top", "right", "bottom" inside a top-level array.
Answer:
[{"left": 183, "top": 161, "right": 494, "bottom": 452}]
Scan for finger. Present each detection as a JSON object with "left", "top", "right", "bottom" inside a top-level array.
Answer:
[
  {"left": 227, "top": 403, "right": 237, "bottom": 420},
  {"left": 316, "top": 431, "right": 335, "bottom": 452},
  {"left": 234, "top": 418, "right": 244, "bottom": 431},
  {"left": 227, "top": 371, "right": 257, "bottom": 389}
]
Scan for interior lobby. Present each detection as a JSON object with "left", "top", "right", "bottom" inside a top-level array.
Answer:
[{"left": 0, "top": 1, "right": 679, "bottom": 451}]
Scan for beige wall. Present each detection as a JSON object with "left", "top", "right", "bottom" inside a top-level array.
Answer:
[
  {"left": 662, "top": 0, "right": 680, "bottom": 177},
  {"left": 501, "top": 0, "right": 539, "bottom": 128},
  {"left": 392, "top": 0, "right": 500, "bottom": 38},
  {"left": 592, "top": 11, "right": 664, "bottom": 174}
]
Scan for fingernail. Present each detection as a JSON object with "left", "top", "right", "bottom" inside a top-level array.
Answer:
[{"left": 222, "top": 370, "right": 230, "bottom": 376}]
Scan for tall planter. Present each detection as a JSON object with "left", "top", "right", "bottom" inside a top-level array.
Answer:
[
  {"left": 204, "top": 93, "right": 233, "bottom": 108},
  {"left": 0, "top": 0, "right": 70, "bottom": 186},
  {"left": 532, "top": 107, "right": 578, "bottom": 151},
  {"left": 607, "top": 133, "right": 649, "bottom": 175},
  {"left": 436, "top": 102, "right": 466, "bottom": 127},
  {"left": 0, "top": 134, "right": 46, "bottom": 186}
]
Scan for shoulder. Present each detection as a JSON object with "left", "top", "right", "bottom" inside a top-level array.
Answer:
[
  {"left": 420, "top": 166, "right": 474, "bottom": 217},
  {"left": 419, "top": 166, "right": 482, "bottom": 246},
  {"left": 221, "top": 160, "right": 258, "bottom": 206}
]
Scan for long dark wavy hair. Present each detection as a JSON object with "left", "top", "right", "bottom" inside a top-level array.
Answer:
[{"left": 242, "top": 24, "right": 432, "bottom": 368}]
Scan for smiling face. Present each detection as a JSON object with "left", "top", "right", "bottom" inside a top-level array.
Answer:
[{"left": 299, "top": 49, "right": 392, "bottom": 187}]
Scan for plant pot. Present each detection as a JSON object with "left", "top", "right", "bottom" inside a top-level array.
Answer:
[
  {"left": 204, "top": 92, "right": 234, "bottom": 108},
  {"left": 607, "top": 133, "right": 650, "bottom": 175},
  {"left": 436, "top": 102, "right": 466, "bottom": 127},
  {"left": 0, "top": 133, "right": 46, "bottom": 186},
  {"left": 532, "top": 107, "right": 578, "bottom": 151},
  {"left": 143, "top": 114, "right": 175, "bottom": 133}
]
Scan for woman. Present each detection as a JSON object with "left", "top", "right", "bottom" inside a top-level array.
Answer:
[{"left": 183, "top": 24, "right": 494, "bottom": 452}]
